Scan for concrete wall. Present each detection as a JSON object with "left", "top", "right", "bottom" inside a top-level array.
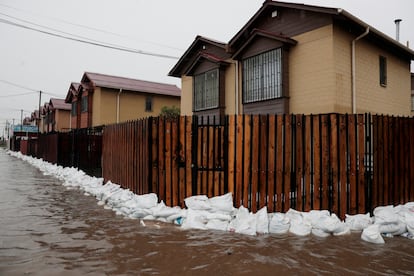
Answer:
[
  {"left": 180, "top": 76, "right": 193, "bottom": 116},
  {"left": 289, "top": 25, "right": 336, "bottom": 114},
  {"left": 55, "top": 109, "right": 70, "bottom": 131},
  {"left": 92, "top": 87, "right": 181, "bottom": 127}
]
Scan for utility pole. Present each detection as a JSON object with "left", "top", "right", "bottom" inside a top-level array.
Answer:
[
  {"left": 20, "top": 109, "right": 23, "bottom": 131},
  {"left": 38, "top": 90, "right": 42, "bottom": 134}
]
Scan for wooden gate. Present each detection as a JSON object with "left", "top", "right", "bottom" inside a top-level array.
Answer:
[{"left": 192, "top": 117, "right": 228, "bottom": 198}]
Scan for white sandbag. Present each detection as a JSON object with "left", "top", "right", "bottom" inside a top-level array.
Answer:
[
  {"left": 256, "top": 206, "right": 269, "bottom": 234},
  {"left": 312, "top": 228, "right": 331, "bottom": 237},
  {"left": 181, "top": 209, "right": 208, "bottom": 230},
  {"left": 405, "top": 211, "right": 414, "bottom": 236},
  {"left": 345, "top": 213, "right": 373, "bottom": 231},
  {"left": 205, "top": 219, "right": 229, "bottom": 231},
  {"left": 289, "top": 220, "right": 312, "bottom": 236},
  {"left": 373, "top": 205, "right": 398, "bottom": 225},
  {"left": 361, "top": 224, "right": 385, "bottom": 244},
  {"left": 206, "top": 212, "right": 232, "bottom": 221},
  {"left": 209, "top": 193, "right": 234, "bottom": 213},
  {"left": 150, "top": 201, "right": 182, "bottom": 218},
  {"left": 129, "top": 208, "right": 152, "bottom": 219},
  {"left": 269, "top": 213, "right": 290, "bottom": 234},
  {"left": 313, "top": 213, "right": 342, "bottom": 233},
  {"left": 377, "top": 222, "right": 405, "bottom": 236},
  {"left": 228, "top": 206, "right": 257, "bottom": 236},
  {"left": 134, "top": 193, "right": 158, "bottom": 209},
  {"left": 184, "top": 195, "right": 211, "bottom": 210},
  {"left": 332, "top": 223, "right": 351, "bottom": 236},
  {"left": 286, "top": 209, "right": 311, "bottom": 236}
]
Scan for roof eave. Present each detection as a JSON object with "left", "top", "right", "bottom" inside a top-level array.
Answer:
[{"left": 338, "top": 9, "right": 414, "bottom": 59}]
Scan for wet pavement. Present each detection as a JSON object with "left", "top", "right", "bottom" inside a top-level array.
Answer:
[{"left": 1, "top": 148, "right": 414, "bottom": 275}]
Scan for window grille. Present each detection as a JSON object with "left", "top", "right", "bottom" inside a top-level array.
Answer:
[
  {"left": 193, "top": 69, "right": 219, "bottom": 111},
  {"left": 243, "top": 48, "right": 282, "bottom": 103}
]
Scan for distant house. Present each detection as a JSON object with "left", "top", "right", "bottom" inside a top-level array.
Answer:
[
  {"left": 169, "top": 1, "right": 414, "bottom": 117},
  {"left": 46, "top": 98, "right": 71, "bottom": 132},
  {"left": 65, "top": 72, "right": 181, "bottom": 129}
]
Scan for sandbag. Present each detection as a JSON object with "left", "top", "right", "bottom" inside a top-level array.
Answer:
[
  {"left": 181, "top": 209, "right": 208, "bottom": 230},
  {"left": 205, "top": 219, "right": 229, "bottom": 231},
  {"left": 345, "top": 213, "right": 373, "bottom": 231},
  {"left": 228, "top": 206, "right": 257, "bottom": 236},
  {"left": 184, "top": 195, "right": 211, "bottom": 210},
  {"left": 209, "top": 193, "right": 234, "bottom": 213},
  {"left": 373, "top": 205, "right": 398, "bottom": 225},
  {"left": 256, "top": 206, "right": 269, "bottom": 234},
  {"left": 361, "top": 224, "right": 385, "bottom": 244},
  {"left": 269, "top": 213, "right": 290, "bottom": 234}
]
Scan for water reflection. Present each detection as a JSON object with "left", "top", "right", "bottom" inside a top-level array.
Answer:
[{"left": 0, "top": 149, "right": 413, "bottom": 275}]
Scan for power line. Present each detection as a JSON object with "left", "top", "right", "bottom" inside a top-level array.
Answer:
[
  {"left": 0, "top": 91, "right": 37, "bottom": 98},
  {"left": 0, "top": 79, "right": 38, "bottom": 92},
  {"left": 0, "top": 18, "right": 180, "bottom": 60},
  {"left": 0, "top": 3, "right": 184, "bottom": 52}
]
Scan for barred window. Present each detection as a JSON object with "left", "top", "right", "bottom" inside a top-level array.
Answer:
[
  {"left": 193, "top": 69, "right": 219, "bottom": 111},
  {"left": 242, "top": 48, "right": 282, "bottom": 103},
  {"left": 71, "top": 102, "right": 77, "bottom": 116}
]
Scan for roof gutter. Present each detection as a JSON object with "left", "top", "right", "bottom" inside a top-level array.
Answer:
[{"left": 351, "top": 27, "right": 370, "bottom": 114}]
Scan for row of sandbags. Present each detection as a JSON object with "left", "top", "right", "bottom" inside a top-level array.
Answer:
[{"left": 8, "top": 151, "right": 414, "bottom": 244}]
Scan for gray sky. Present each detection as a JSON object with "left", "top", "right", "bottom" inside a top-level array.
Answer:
[{"left": 0, "top": 0, "right": 413, "bottom": 135}]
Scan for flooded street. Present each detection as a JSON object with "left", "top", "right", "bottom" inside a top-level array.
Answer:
[{"left": 1, "top": 148, "right": 414, "bottom": 276}]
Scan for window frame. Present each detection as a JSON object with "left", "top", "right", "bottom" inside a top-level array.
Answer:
[
  {"left": 379, "top": 55, "right": 387, "bottom": 87},
  {"left": 242, "top": 48, "right": 283, "bottom": 104},
  {"left": 81, "top": 96, "right": 88, "bottom": 113},
  {"left": 71, "top": 102, "right": 77, "bottom": 117},
  {"left": 145, "top": 96, "right": 153, "bottom": 112},
  {"left": 193, "top": 68, "right": 220, "bottom": 112}
]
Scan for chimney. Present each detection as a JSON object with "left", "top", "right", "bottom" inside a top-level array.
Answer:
[{"left": 394, "top": 19, "right": 402, "bottom": 42}]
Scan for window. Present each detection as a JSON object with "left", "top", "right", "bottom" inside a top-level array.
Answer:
[
  {"left": 193, "top": 69, "right": 219, "bottom": 111},
  {"left": 411, "top": 94, "right": 414, "bottom": 111},
  {"left": 379, "top": 56, "right": 387, "bottom": 87},
  {"left": 243, "top": 48, "right": 282, "bottom": 103},
  {"left": 145, "top": 96, "right": 153, "bottom": 112},
  {"left": 81, "top": 96, "right": 88, "bottom": 112},
  {"left": 71, "top": 102, "right": 77, "bottom": 116}
]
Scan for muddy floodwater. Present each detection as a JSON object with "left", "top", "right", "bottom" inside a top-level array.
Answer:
[{"left": 1, "top": 149, "right": 414, "bottom": 275}]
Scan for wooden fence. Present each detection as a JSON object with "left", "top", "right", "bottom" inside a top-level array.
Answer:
[
  {"left": 26, "top": 127, "right": 103, "bottom": 177},
  {"left": 102, "top": 114, "right": 414, "bottom": 218}
]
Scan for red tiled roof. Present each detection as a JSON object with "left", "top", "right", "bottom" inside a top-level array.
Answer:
[
  {"left": 50, "top": 98, "right": 71, "bottom": 111},
  {"left": 83, "top": 72, "right": 181, "bottom": 97}
]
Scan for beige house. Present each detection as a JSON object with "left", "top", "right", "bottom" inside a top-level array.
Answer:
[
  {"left": 169, "top": 1, "right": 414, "bottom": 117},
  {"left": 65, "top": 72, "right": 181, "bottom": 129},
  {"left": 42, "top": 98, "right": 71, "bottom": 132}
]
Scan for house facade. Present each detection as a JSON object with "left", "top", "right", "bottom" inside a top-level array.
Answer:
[
  {"left": 65, "top": 72, "right": 181, "bottom": 129},
  {"left": 42, "top": 98, "right": 71, "bottom": 133},
  {"left": 169, "top": 1, "right": 414, "bottom": 116}
]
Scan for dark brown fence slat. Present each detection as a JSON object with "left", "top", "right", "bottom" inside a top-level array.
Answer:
[
  {"left": 283, "top": 115, "right": 292, "bottom": 212},
  {"left": 348, "top": 115, "right": 357, "bottom": 215},
  {"left": 313, "top": 115, "right": 321, "bottom": 210},
  {"left": 228, "top": 116, "right": 236, "bottom": 200},
  {"left": 259, "top": 115, "right": 268, "bottom": 210},
  {"left": 357, "top": 114, "right": 366, "bottom": 214},
  {"left": 321, "top": 115, "right": 330, "bottom": 210},
  {"left": 339, "top": 114, "right": 348, "bottom": 218},
  {"left": 295, "top": 114, "right": 303, "bottom": 211},
  {"left": 268, "top": 115, "right": 276, "bottom": 212},
  {"left": 330, "top": 114, "right": 339, "bottom": 215},
  {"left": 251, "top": 115, "right": 260, "bottom": 212},
  {"left": 276, "top": 115, "right": 284, "bottom": 212},
  {"left": 304, "top": 115, "right": 312, "bottom": 212}
]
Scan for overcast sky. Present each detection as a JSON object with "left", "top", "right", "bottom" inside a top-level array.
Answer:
[{"left": 0, "top": 0, "right": 413, "bottom": 135}]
